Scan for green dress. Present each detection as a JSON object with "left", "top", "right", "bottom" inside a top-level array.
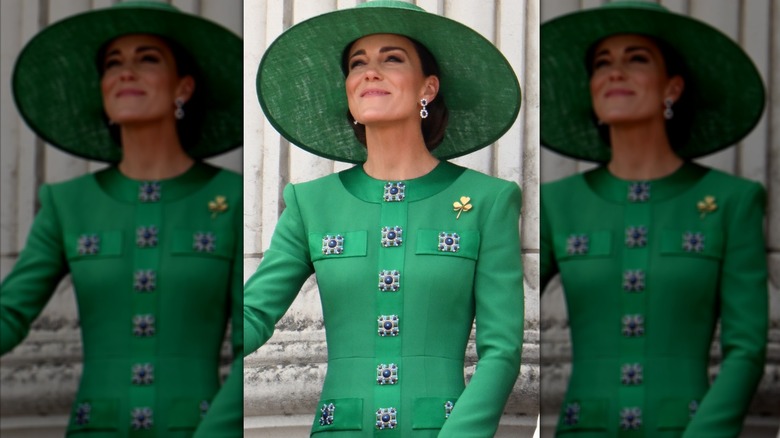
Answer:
[
  {"left": 244, "top": 161, "right": 524, "bottom": 437},
  {"left": 541, "top": 163, "right": 768, "bottom": 437},
  {"left": 0, "top": 162, "right": 243, "bottom": 437}
]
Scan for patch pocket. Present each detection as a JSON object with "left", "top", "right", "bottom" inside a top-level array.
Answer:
[
  {"left": 309, "top": 231, "right": 368, "bottom": 262},
  {"left": 65, "top": 231, "right": 123, "bottom": 261},
  {"left": 411, "top": 397, "right": 458, "bottom": 430},
  {"left": 660, "top": 228, "right": 723, "bottom": 260},
  {"left": 415, "top": 229, "right": 479, "bottom": 260},
  {"left": 66, "top": 399, "right": 119, "bottom": 433},
  {"left": 554, "top": 230, "right": 612, "bottom": 262},
  {"left": 556, "top": 399, "right": 609, "bottom": 433},
  {"left": 172, "top": 229, "right": 234, "bottom": 259},
  {"left": 657, "top": 397, "right": 697, "bottom": 430},
  {"left": 310, "top": 398, "right": 363, "bottom": 434},
  {"left": 168, "top": 397, "right": 209, "bottom": 431}
]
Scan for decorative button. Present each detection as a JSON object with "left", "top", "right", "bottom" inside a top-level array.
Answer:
[
  {"left": 383, "top": 182, "right": 406, "bottom": 202},
  {"left": 132, "top": 314, "right": 155, "bottom": 337},
  {"left": 624, "top": 226, "right": 647, "bottom": 248},
  {"left": 136, "top": 226, "right": 158, "bottom": 248},
  {"left": 319, "top": 403, "right": 335, "bottom": 426},
  {"left": 682, "top": 231, "right": 705, "bottom": 252},
  {"left": 131, "top": 363, "right": 154, "bottom": 385},
  {"left": 376, "top": 364, "right": 398, "bottom": 385},
  {"left": 627, "top": 182, "right": 650, "bottom": 202},
  {"left": 620, "top": 363, "right": 643, "bottom": 385},
  {"left": 381, "top": 226, "right": 403, "bottom": 247},
  {"left": 689, "top": 400, "right": 699, "bottom": 419},
  {"left": 193, "top": 232, "right": 216, "bottom": 252},
  {"left": 77, "top": 234, "right": 100, "bottom": 255},
  {"left": 200, "top": 400, "right": 210, "bottom": 419},
  {"left": 566, "top": 234, "right": 588, "bottom": 255},
  {"left": 74, "top": 402, "right": 91, "bottom": 426},
  {"left": 322, "top": 235, "right": 344, "bottom": 255},
  {"left": 133, "top": 270, "right": 156, "bottom": 292},
  {"left": 378, "top": 270, "right": 400, "bottom": 292},
  {"left": 622, "top": 270, "right": 645, "bottom": 292},
  {"left": 375, "top": 407, "right": 398, "bottom": 429},
  {"left": 138, "top": 182, "right": 161, "bottom": 202},
  {"left": 130, "top": 407, "right": 153, "bottom": 430},
  {"left": 438, "top": 232, "right": 460, "bottom": 252},
  {"left": 622, "top": 314, "right": 644, "bottom": 337},
  {"left": 444, "top": 401, "right": 454, "bottom": 419},
  {"left": 377, "top": 315, "right": 399, "bottom": 337},
  {"left": 562, "top": 402, "right": 580, "bottom": 426},
  {"left": 619, "top": 407, "right": 642, "bottom": 430}
]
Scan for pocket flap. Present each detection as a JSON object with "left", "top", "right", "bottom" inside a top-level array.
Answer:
[
  {"left": 556, "top": 399, "right": 609, "bottom": 432},
  {"left": 67, "top": 398, "right": 119, "bottom": 432},
  {"left": 65, "top": 231, "right": 123, "bottom": 261},
  {"left": 412, "top": 397, "right": 458, "bottom": 429},
  {"left": 172, "top": 229, "right": 234, "bottom": 259},
  {"left": 660, "top": 229, "right": 723, "bottom": 259},
  {"left": 309, "top": 231, "right": 368, "bottom": 262},
  {"left": 554, "top": 230, "right": 612, "bottom": 261},
  {"left": 310, "top": 398, "right": 363, "bottom": 433},
  {"left": 415, "top": 229, "right": 479, "bottom": 260}
]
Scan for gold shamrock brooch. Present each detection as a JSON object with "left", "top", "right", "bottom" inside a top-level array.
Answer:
[
  {"left": 208, "top": 195, "right": 228, "bottom": 218},
  {"left": 697, "top": 195, "right": 717, "bottom": 218},
  {"left": 453, "top": 196, "right": 472, "bottom": 219}
]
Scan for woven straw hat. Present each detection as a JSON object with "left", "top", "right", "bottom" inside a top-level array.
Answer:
[
  {"left": 12, "top": 0, "right": 242, "bottom": 162},
  {"left": 541, "top": 0, "right": 765, "bottom": 162},
  {"left": 256, "top": 0, "right": 521, "bottom": 163}
]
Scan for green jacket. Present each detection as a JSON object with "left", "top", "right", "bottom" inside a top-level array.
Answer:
[
  {"left": 244, "top": 162, "right": 524, "bottom": 437},
  {"left": 541, "top": 163, "right": 768, "bottom": 437},
  {"left": 0, "top": 162, "right": 243, "bottom": 437}
]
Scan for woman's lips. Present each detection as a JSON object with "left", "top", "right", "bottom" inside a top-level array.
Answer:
[
  {"left": 605, "top": 89, "right": 634, "bottom": 98},
  {"left": 361, "top": 89, "right": 389, "bottom": 97},
  {"left": 116, "top": 89, "right": 145, "bottom": 97}
]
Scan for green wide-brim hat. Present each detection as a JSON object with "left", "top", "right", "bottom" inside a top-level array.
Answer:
[
  {"left": 541, "top": 0, "right": 765, "bottom": 163},
  {"left": 257, "top": 0, "right": 521, "bottom": 163},
  {"left": 12, "top": 0, "right": 242, "bottom": 163}
]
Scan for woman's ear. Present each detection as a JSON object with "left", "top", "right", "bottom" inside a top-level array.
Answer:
[
  {"left": 422, "top": 75, "right": 440, "bottom": 103},
  {"left": 665, "top": 75, "right": 684, "bottom": 103},
  {"left": 176, "top": 75, "right": 196, "bottom": 104}
]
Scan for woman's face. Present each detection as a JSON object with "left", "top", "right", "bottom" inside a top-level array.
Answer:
[
  {"left": 100, "top": 34, "right": 193, "bottom": 126},
  {"left": 589, "top": 34, "right": 683, "bottom": 126},
  {"left": 345, "top": 34, "right": 438, "bottom": 126}
]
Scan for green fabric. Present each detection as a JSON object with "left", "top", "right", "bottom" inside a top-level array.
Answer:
[
  {"left": 256, "top": 0, "right": 520, "bottom": 163},
  {"left": 541, "top": 163, "right": 768, "bottom": 437},
  {"left": 0, "top": 162, "right": 243, "bottom": 437},
  {"left": 12, "top": 1, "right": 242, "bottom": 162},
  {"left": 244, "top": 161, "right": 524, "bottom": 436},
  {"left": 540, "top": 1, "right": 765, "bottom": 162}
]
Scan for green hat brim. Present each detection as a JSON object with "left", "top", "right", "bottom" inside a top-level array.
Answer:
[
  {"left": 257, "top": 1, "right": 521, "bottom": 164},
  {"left": 12, "top": 1, "right": 242, "bottom": 163},
  {"left": 540, "top": 2, "right": 765, "bottom": 163}
]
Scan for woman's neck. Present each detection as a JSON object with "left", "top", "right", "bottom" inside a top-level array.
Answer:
[
  {"left": 607, "top": 119, "right": 683, "bottom": 180},
  {"left": 362, "top": 122, "right": 439, "bottom": 180},
  {"left": 117, "top": 122, "right": 194, "bottom": 180}
]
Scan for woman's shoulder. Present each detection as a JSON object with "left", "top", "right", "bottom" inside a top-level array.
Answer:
[
  {"left": 457, "top": 166, "right": 520, "bottom": 193},
  {"left": 698, "top": 165, "right": 765, "bottom": 194}
]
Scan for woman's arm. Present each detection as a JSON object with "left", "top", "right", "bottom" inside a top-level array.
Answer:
[
  {"left": 439, "top": 182, "right": 524, "bottom": 437},
  {"left": 194, "top": 193, "right": 244, "bottom": 437},
  {"left": 243, "top": 183, "right": 314, "bottom": 356},
  {"left": 683, "top": 182, "right": 768, "bottom": 437},
  {"left": 1, "top": 184, "right": 67, "bottom": 355},
  {"left": 539, "top": 185, "right": 558, "bottom": 292}
]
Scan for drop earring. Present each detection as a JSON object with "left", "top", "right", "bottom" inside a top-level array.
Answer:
[
  {"left": 175, "top": 98, "right": 185, "bottom": 120},
  {"left": 419, "top": 98, "right": 429, "bottom": 119},
  {"left": 663, "top": 98, "right": 674, "bottom": 120}
]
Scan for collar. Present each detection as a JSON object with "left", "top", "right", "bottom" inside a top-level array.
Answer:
[
  {"left": 584, "top": 161, "right": 709, "bottom": 203},
  {"left": 95, "top": 161, "right": 219, "bottom": 204},
  {"left": 339, "top": 161, "right": 466, "bottom": 203}
]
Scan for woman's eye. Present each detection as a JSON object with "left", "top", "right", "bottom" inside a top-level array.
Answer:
[
  {"left": 385, "top": 55, "right": 402, "bottom": 62},
  {"left": 629, "top": 54, "right": 649, "bottom": 63},
  {"left": 593, "top": 58, "right": 609, "bottom": 69},
  {"left": 349, "top": 60, "right": 365, "bottom": 70},
  {"left": 104, "top": 58, "right": 121, "bottom": 69},
  {"left": 141, "top": 54, "right": 160, "bottom": 63}
]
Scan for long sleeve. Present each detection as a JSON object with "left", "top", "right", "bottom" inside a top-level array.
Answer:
[
  {"left": 439, "top": 182, "right": 524, "bottom": 437},
  {"left": 194, "top": 195, "right": 244, "bottom": 437},
  {"left": 683, "top": 182, "right": 768, "bottom": 437},
  {"left": 243, "top": 183, "right": 314, "bottom": 356},
  {"left": 1, "top": 184, "right": 67, "bottom": 355}
]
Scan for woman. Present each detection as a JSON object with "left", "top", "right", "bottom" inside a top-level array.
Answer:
[
  {"left": 245, "top": 1, "right": 525, "bottom": 436},
  {"left": 540, "top": 2, "right": 768, "bottom": 436},
  {"left": 0, "top": 2, "right": 243, "bottom": 436}
]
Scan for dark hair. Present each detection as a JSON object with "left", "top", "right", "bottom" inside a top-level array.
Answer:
[
  {"left": 342, "top": 37, "right": 449, "bottom": 150},
  {"left": 96, "top": 35, "right": 206, "bottom": 152},
  {"left": 585, "top": 35, "right": 694, "bottom": 150}
]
